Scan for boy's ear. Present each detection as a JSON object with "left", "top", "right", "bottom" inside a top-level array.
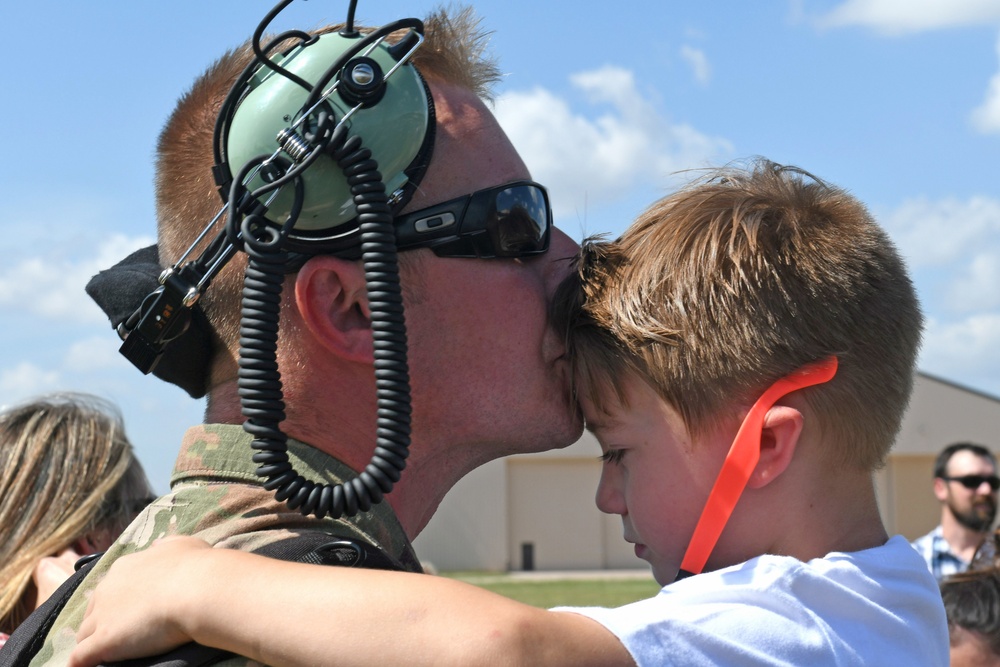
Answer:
[
  {"left": 294, "top": 256, "right": 373, "bottom": 363},
  {"left": 746, "top": 405, "right": 803, "bottom": 489}
]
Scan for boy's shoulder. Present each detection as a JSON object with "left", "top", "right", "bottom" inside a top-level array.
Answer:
[
  {"left": 562, "top": 536, "right": 948, "bottom": 666},
  {"left": 697, "top": 534, "right": 938, "bottom": 601},
  {"left": 678, "top": 536, "right": 948, "bottom": 660}
]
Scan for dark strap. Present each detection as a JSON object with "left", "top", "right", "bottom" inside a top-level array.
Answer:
[
  {"left": 0, "top": 532, "right": 408, "bottom": 667},
  {"left": 256, "top": 533, "right": 406, "bottom": 571}
]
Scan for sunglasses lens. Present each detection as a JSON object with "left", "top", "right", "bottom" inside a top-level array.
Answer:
[
  {"left": 491, "top": 185, "right": 550, "bottom": 256},
  {"left": 957, "top": 475, "right": 1000, "bottom": 490},
  {"left": 396, "top": 181, "right": 552, "bottom": 259}
]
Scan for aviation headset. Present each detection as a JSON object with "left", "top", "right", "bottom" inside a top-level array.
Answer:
[{"left": 104, "top": 0, "right": 438, "bottom": 520}]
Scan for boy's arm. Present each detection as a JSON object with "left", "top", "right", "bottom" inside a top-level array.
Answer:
[{"left": 69, "top": 536, "right": 634, "bottom": 667}]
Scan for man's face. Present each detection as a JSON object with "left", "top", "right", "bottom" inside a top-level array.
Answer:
[
  {"left": 938, "top": 450, "right": 999, "bottom": 532},
  {"left": 585, "top": 374, "right": 729, "bottom": 585},
  {"left": 400, "top": 81, "right": 582, "bottom": 467}
]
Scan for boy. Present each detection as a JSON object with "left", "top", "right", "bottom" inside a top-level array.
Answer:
[{"left": 69, "top": 159, "right": 948, "bottom": 667}]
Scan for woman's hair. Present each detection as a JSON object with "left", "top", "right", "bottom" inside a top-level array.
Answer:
[{"left": 0, "top": 393, "right": 153, "bottom": 633}]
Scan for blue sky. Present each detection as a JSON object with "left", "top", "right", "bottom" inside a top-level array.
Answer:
[{"left": 3, "top": 0, "right": 999, "bottom": 492}]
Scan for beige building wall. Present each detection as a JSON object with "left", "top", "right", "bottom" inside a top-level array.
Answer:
[
  {"left": 507, "top": 458, "right": 601, "bottom": 570},
  {"left": 880, "top": 455, "right": 940, "bottom": 539},
  {"left": 413, "top": 372, "right": 1000, "bottom": 572}
]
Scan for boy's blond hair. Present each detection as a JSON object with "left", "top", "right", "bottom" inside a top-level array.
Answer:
[
  {"left": 569, "top": 159, "right": 923, "bottom": 470},
  {"left": 154, "top": 7, "right": 501, "bottom": 388}
]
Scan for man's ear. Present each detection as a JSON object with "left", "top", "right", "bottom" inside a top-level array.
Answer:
[
  {"left": 294, "top": 256, "right": 373, "bottom": 363},
  {"left": 746, "top": 405, "right": 803, "bottom": 489},
  {"left": 933, "top": 477, "right": 949, "bottom": 502}
]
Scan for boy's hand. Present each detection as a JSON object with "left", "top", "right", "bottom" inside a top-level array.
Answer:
[{"left": 69, "top": 536, "right": 212, "bottom": 667}]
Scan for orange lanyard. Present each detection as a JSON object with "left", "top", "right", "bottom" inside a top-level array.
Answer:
[{"left": 676, "top": 357, "right": 839, "bottom": 580}]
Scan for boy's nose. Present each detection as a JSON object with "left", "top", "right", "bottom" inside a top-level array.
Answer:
[{"left": 595, "top": 465, "right": 626, "bottom": 516}]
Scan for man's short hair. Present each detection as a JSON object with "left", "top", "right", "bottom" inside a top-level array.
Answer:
[
  {"left": 154, "top": 6, "right": 501, "bottom": 386},
  {"left": 934, "top": 442, "right": 999, "bottom": 479},
  {"left": 567, "top": 158, "right": 923, "bottom": 470}
]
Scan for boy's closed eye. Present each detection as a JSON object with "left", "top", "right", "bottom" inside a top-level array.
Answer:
[{"left": 600, "top": 448, "right": 626, "bottom": 465}]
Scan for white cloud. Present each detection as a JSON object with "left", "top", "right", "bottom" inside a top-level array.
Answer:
[
  {"left": 879, "top": 194, "right": 1000, "bottom": 394},
  {"left": 947, "top": 253, "right": 1000, "bottom": 312},
  {"left": 874, "top": 192, "right": 1000, "bottom": 394},
  {"left": 816, "top": 5, "right": 1000, "bottom": 140},
  {"left": 881, "top": 195, "right": 1000, "bottom": 267},
  {"left": 817, "top": 0, "right": 1000, "bottom": 34},
  {"left": 494, "top": 66, "right": 732, "bottom": 227},
  {"left": 0, "top": 362, "right": 61, "bottom": 402},
  {"left": 64, "top": 335, "right": 132, "bottom": 373},
  {"left": 680, "top": 46, "right": 712, "bottom": 86},
  {"left": 0, "top": 233, "right": 153, "bottom": 324},
  {"left": 971, "top": 31, "right": 1000, "bottom": 134},
  {"left": 920, "top": 314, "right": 1000, "bottom": 384}
]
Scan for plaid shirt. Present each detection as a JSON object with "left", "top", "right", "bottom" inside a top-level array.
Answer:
[{"left": 911, "top": 526, "right": 969, "bottom": 581}]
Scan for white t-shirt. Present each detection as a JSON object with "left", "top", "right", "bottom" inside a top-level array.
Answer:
[{"left": 554, "top": 535, "right": 948, "bottom": 667}]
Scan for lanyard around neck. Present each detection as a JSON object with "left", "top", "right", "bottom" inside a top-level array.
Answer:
[{"left": 675, "top": 357, "right": 839, "bottom": 580}]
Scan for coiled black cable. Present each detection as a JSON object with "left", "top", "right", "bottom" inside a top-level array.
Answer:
[{"left": 236, "top": 128, "right": 411, "bottom": 519}]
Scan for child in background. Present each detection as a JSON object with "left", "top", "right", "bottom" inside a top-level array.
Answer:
[{"left": 69, "top": 159, "right": 948, "bottom": 667}]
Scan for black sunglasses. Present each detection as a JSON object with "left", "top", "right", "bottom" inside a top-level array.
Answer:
[
  {"left": 942, "top": 474, "right": 1000, "bottom": 491},
  {"left": 394, "top": 180, "right": 552, "bottom": 259}
]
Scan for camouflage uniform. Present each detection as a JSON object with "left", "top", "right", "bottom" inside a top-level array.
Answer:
[{"left": 31, "top": 424, "right": 421, "bottom": 666}]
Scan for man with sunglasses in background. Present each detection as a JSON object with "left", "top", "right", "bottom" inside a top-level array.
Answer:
[
  {"left": 913, "top": 443, "right": 1000, "bottom": 581},
  {"left": 22, "top": 7, "right": 582, "bottom": 665}
]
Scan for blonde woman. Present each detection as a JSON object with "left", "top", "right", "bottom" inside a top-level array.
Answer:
[{"left": 0, "top": 393, "right": 153, "bottom": 644}]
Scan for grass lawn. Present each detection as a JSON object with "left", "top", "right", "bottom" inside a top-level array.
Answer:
[{"left": 444, "top": 572, "right": 661, "bottom": 608}]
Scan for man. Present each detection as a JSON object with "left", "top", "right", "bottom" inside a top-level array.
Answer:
[
  {"left": 913, "top": 442, "right": 1000, "bottom": 580},
  {"left": 25, "top": 6, "right": 580, "bottom": 665}
]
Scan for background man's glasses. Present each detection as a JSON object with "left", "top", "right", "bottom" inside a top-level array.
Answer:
[
  {"left": 395, "top": 180, "right": 551, "bottom": 259},
  {"left": 942, "top": 474, "right": 1000, "bottom": 491}
]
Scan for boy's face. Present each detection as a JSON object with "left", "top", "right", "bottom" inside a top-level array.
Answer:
[{"left": 584, "top": 373, "right": 732, "bottom": 585}]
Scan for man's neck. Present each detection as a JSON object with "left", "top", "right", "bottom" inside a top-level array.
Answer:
[
  {"left": 941, "top": 514, "right": 987, "bottom": 562},
  {"left": 383, "top": 442, "right": 497, "bottom": 539},
  {"left": 203, "top": 380, "right": 461, "bottom": 542},
  {"left": 204, "top": 381, "right": 243, "bottom": 424}
]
